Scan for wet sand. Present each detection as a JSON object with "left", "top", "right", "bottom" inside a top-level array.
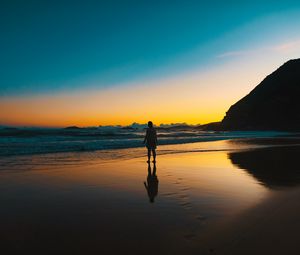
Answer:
[
  {"left": 198, "top": 187, "right": 300, "bottom": 255},
  {"left": 0, "top": 139, "right": 299, "bottom": 255}
]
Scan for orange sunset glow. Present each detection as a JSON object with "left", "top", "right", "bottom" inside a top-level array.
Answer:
[{"left": 1, "top": 51, "right": 297, "bottom": 127}]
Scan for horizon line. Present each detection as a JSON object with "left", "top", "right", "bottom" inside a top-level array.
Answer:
[{"left": 0, "top": 121, "right": 221, "bottom": 129}]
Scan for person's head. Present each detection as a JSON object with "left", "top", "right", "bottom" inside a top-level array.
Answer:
[{"left": 148, "top": 121, "right": 153, "bottom": 128}]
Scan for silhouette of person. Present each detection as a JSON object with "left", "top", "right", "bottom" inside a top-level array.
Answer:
[
  {"left": 143, "top": 121, "right": 157, "bottom": 163},
  {"left": 144, "top": 162, "right": 159, "bottom": 203}
]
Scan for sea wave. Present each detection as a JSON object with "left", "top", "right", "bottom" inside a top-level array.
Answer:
[{"left": 0, "top": 127, "right": 290, "bottom": 157}]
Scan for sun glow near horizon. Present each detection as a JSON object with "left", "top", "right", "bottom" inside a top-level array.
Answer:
[
  {"left": 0, "top": 54, "right": 293, "bottom": 128},
  {"left": 1, "top": 43, "right": 300, "bottom": 128},
  {"left": 2, "top": 44, "right": 300, "bottom": 128}
]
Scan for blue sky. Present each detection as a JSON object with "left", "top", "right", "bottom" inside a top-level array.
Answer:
[{"left": 1, "top": 0, "right": 300, "bottom": 97}]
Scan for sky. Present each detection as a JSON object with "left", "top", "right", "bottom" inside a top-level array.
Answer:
[{"left": 1, "top": 0, "right": 300, "bottom": 127}]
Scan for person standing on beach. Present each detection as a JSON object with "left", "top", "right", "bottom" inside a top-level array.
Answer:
[{"left": 143, "top": 121, "right": 157, "bottom": 163}]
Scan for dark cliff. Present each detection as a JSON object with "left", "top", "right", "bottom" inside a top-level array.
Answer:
[{"left": 221, "top": 59, "right": 300, "bottom": 131}]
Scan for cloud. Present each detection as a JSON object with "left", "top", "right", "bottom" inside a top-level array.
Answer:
[
  {"left": 271, "top": 39, "right": 300, "bottom": 53},
  {"left": 216, "top": 50, "right": 254, "bottom": 58},
  {"left": 217, "top": 38, "right": 300, "bottom": 59}
]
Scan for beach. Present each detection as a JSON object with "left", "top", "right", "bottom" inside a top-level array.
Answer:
[
  {"left": 199, "top": 186, "right": 300, "bottom": 255},
  {"left": 0, "top": 139, "right": 299, "bottom": 255}
]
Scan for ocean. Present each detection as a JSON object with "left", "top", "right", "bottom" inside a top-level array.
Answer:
[{"left": 0, "top": 126, "right": 289, "bottom": 157}]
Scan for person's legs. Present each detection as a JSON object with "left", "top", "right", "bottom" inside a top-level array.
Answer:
[
  {"left": 147, "top": 149, "right": 151, "bottom": 162},
  {"left": 152, "top": 149, "right": 156, "bottom": 162}
]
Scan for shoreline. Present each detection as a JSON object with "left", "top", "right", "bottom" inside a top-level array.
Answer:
[
  {"left": 0, "top": 137, "right": 299, "bottom": 173},
  {"left": 0, "top": 130, "right": 297, "bottom": 157}
]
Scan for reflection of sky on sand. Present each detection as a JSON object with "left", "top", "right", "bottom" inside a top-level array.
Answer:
[
  {"left": 0, "top": 146, "right": 268, "bottom": 218},
  {"left": 4, "top": 142, "right": 297, "bottom": 253}
]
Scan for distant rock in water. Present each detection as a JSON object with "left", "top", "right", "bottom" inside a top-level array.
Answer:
[
  {"left": 221, "top": 59, "right": 300, "bottom": 131},
  {"left": 64, "top": 126, "right": 81, "bottom": 130}
]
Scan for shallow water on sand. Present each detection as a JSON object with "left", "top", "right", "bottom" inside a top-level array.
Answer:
[{"left": 0, "top": 140, "right": 299, "bottom": 254}]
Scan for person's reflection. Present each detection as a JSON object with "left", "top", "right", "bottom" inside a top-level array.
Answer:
[{"left": 144, "top": 162, "right": 159, "bottom": 203}]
